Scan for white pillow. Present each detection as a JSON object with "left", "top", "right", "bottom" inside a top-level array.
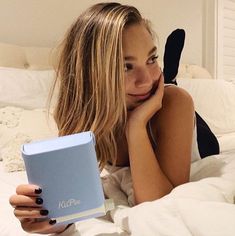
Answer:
[
  {"left": 178, "top": 79, "right": 235, "bottom": 135},
  {"left": 0, "top": 106, "right": 58, "bottom": 172},
  {"left": 157, "top": 62, "right": 212, "bottom": 79},
  {"left": 177, "top": 64, "right": 212, "bottom": 79},
  {"left": 0, "top": 67, "right": 56, "bottom": 109}
]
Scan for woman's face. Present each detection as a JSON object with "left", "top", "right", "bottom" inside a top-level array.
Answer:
[{"left": 122, "top": 23, "right": 162, "bottom": 110}]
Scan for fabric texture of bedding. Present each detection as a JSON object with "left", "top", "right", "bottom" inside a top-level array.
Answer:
[
  {"left": 0, "top": 106, "right": 57, "bottom": 170},
  {"left": 0, "top": 67, "right": 56, "bottom": 109},
  {"left": 0, "top": 42, "right": 56, "bottom": 70},
  {"left": 1, "top": 151, "right": 235, "bottom": 236},
  {"left": 102, "top": 154, "right": 235, "bottom": 236},
  {"left": 178, "top": 79, "right": 235, "bottom": 135}
]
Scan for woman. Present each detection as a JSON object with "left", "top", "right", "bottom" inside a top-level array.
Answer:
[{"left": 9, "top": 2, "right": 195, "bottom": 234}]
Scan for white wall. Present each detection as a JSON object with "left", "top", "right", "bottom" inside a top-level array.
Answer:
[
  {"left": 0, "top": 0, "right": 203, "bottom": 65},
  {"left": 202, "top": 0, "right": 217, "bottom": 78}
]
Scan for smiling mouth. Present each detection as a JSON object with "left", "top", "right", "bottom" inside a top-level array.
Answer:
[
  {"left": 128, "top": 79, "right": 160, "bottom": 101},
  {"left": 129, "top": 91, "right": 151, "bottom": 97},
  {"left": 128, "top": 91, "right": 151, "bottom": 100}
]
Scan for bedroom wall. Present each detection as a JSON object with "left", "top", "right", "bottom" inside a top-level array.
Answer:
[{"left": 0, "top": 0, "right": 203, "bottom": 65}]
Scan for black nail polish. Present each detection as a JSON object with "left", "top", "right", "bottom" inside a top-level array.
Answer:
[
  {"left": 35, "top": 197, "right": 43, "bottom": 205},
  {"left": 49, "top": 219, "right": 56, "bottom": 225},
  {"left": 34, "top": 188, "right": 42, "bottom": 194},
  {"left": 40, "top": 209, "right": 49, "bottom": 216}
]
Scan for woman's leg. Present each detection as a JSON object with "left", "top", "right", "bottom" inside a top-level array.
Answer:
[
  {"left": 195, "top": 112, "right": 220, "bottom": 157},
  {"left": 163, "top": 29, "right": 220, "bottom": 158}
]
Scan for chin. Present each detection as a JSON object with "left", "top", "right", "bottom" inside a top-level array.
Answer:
[
  {"left": 127, "top": 106, "right": 134, "bottom": 111},
  {"left": 127, "top": 104, "right": 136, "bottom": 111},
  {"left": 127, "top": 102, "right": 141, "bottom": 111}
]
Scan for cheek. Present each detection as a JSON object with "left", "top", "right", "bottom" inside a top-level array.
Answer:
[
  {"left": 150, "top": 65, "right": 160, "bottom": 81},
  {"left": 124, "top": 77, "right": 133, "bottom": 107},
  {"left": 124, "top": 75, "right": 133, "bottom": 94}
]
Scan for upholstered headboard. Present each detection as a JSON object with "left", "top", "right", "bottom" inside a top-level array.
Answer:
[
  {"left": 157, "top": 61, "right": 213, "bottom": 79},
  {"left": 0, "top": 42, "right": 213, "bottom": 79},
  {"left": 0, "top": 42, "right": 56, "bottom": 70}
]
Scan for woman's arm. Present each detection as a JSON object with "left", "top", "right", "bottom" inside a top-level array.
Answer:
[
  {"left": 9, "top": 184, "right": 70, "bottom": 234},
  {"left": 126, "top": 123, "right": 173, "bottom": 204},
  {"left": 126, "top": 84, "right": 194, "bottom": 204},
  {"left": 153, "top": 86, "right": 194, "bottom": 187}
]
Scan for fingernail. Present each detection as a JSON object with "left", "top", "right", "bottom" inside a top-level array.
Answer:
[
  {"left": 35, "top": 197, "right": 43, "bottom": 205},
  {"left": 40, "top": 209, "right": 49, "bottom": 216},
  {"left": 49, "top": 219, "right": 56, "bottom": 225},
  {"left": 34, "top": 188, "right": 42, "bottom": 194}
]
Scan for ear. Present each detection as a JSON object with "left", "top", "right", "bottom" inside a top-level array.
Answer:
[{"left": 163, "top": 29, "right": 185, "bottom": 85}]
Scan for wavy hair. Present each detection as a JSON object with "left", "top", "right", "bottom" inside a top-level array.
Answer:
[{"left": 50, "top": 2, "right": 147, "bottom": 169}]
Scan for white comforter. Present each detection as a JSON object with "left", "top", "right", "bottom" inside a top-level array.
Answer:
[
  {"left": 1, "top": 136, "right": 235, "bottom": 236},
  {"left": 74, "top": 153, "right": 235, "bottom": 236}
]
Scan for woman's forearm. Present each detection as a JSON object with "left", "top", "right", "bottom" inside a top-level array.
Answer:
[{"left": 126, "top": 123, "right": 173, "bottom": 204}]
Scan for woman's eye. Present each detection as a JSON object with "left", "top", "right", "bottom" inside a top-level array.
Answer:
[
  {"left": 124, "top": 63, "right": 133, "bottom": 72},
  {"left": 147, "top": 55, "right": 159, "bottom": 64}
]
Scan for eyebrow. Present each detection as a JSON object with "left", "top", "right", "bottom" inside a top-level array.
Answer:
[{"left": 124, "top": 46, "right": 157, "bottom": 61}]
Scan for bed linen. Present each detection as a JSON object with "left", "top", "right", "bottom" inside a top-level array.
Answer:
[
  {"left": 1, "top": 131, "right": 235, "bottom": 236},
  {"left": 217, "top": 133, "right": 235, "bottom": 154},
  {"left": 1, "top": 148, "right": 235, "bottom": 236}
]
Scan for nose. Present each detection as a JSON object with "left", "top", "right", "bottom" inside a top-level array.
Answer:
[{"left": 135, "top": 68, "right": 152, "bottom": 88}]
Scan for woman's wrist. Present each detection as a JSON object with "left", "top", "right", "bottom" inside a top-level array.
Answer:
[
  {"left": 125, "top": 121, "right": 147, "bottom": 142},
  {"left": 127, "top": 115, "right": 148, "bottom": 128},
  {"left": 126, "top": 120, "right": 146, "bottom": 134}
]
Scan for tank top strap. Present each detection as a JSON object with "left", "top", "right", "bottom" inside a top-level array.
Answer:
[{"left": 147, "top": 119, "right": 157, "bottom": 149}]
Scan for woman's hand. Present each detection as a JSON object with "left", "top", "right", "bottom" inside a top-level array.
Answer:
[
  {"left": 9, "top": 184, "right": 68, "bottom": 234},
  {"left": 126, "top": 73, "right": 164, "bottom": 129}
]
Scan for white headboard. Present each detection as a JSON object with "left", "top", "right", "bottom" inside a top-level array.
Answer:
[
  {"left": 0, "top": 42, "right": 56, "bottom": 70},
  {"left": 0, "top": 42, "right": 213, "bottom": 79}
]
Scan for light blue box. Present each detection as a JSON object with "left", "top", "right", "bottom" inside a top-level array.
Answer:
[{"left": 22, "top": 131, "right": 107, "bottom": 225}]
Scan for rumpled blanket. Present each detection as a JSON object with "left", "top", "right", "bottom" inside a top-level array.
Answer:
[{"left": 55, "top": 154, "right": 235, "bottom": 236}]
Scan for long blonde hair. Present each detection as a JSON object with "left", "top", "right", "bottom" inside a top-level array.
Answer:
[{"left": 50, "top": 2, "right": 145, "bottom": 169}]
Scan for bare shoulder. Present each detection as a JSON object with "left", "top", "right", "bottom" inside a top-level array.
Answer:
[
  {"left": 163, "top": 85, "right": 194, "bottom": 107},
  {"left": 151, "top": 85, "right": 195, "bottom": 132}
]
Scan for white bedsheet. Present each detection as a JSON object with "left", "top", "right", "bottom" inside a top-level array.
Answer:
[
  {"left": 217, "top": 132, "right": 235, "bottom": 154},
  {"left": 1, "top": 138, "right": 235, "bottom": 236},
  {"left": 71, "top": 154, "right": 235, "bottom": 236}
]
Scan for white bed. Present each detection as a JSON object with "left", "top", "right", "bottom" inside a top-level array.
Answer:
[{"left": 1, "top": 43, "right": 235, "bottom": 236}]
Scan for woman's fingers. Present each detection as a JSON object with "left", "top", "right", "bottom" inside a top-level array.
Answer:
[
  {"left": 9, "top": 184, "right": 43, "bottom": 208},
  {"left": 152, "top": 73, "right": 164, "bottom": 100},
  {"left": 14, "top": 207, "right": 49, "bottom": 219},
  {"left": 9, "top": 194, "right": 43, "bottom": 208},
  {"left": 20, "top": 218, "right": 51, "bottom": 234},
  {"left": 9, "top": 184, "right": 67, "bottom": 234},
  {"left": 126, "top": 73, "right": 165, "bottom": 126},
  {"left": 20, "top": 218, "right": 67, "bottom": 234},
  {"left": 16, "top": 184, "right": 42, "bottom": 196}
]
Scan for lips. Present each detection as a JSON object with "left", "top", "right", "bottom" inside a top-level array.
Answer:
[
  {"left": 128, "top": 80, "right": 159, "bottom": 100},
  {"left": 128, "top": 91, "right": 151, "bottom": 100}
]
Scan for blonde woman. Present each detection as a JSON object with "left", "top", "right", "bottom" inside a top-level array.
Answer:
[{"left": 9, "top": 2, "right": 196, "bottom": 234}]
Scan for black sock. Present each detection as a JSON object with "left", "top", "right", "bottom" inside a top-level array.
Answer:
[
  {"left": 163, "top": 29, "right": 185, "bottom": 85},
  {"left": 196, "top": 113, "right": 220, "bottom": 158}
]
